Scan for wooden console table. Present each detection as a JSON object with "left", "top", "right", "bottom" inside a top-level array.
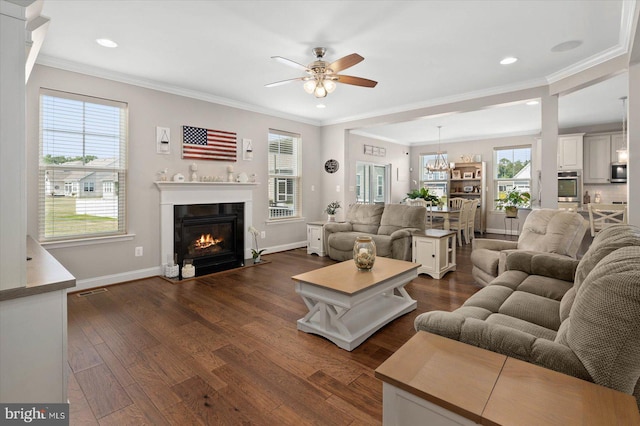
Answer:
[{"left": 375, "top": 332, "right": 640, "bottom": 425}]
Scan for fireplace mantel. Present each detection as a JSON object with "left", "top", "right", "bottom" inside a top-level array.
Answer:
[{"left": 155, "top": 181, "right": 258, "bottom": 270}]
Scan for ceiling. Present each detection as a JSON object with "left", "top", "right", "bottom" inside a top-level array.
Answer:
[{"left": 37, "top": 1, "right": 635, "bottom": 143}]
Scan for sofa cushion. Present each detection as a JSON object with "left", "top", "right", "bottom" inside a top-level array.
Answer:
[
  {"left": 517, "top": 209, "right": 586, "bottom": 257},
  {"left": 516, "top": 274, "right": 573, "bottom": 302},
  {"left": 574, "top": 224, "right": 640, "bottom": 290},
  {"left": 498, "top": 291, "right": 561, "bottom": 331},
  {"left": 562, "top": 246, "right": 640, "bottom": 395},
  {"left": 485, "top": 313, "right": 557, "bottom": 341},
  {"left": 346, "top": 203, "right": 384, "bottom": 234},
  {"left": 377, "top": 204, "right": 425, "bottom": 236},
  {"left": 462, "top": 285, "right": 513, "bottom": 312}
]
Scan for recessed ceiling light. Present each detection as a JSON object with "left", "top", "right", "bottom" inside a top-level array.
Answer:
[
  {"left": 500, "top": 57, "right": 518, "bottom": 65},
  {"left": 551, "top": 40, "right": 582, "bottom": 53},
  {"left": 96, "top": 38, "right": 118, "bottom": 48},
  {"left": 316, "top": 104, "right": 326, "bottom": 109},
  {"left": 526, "top": 100, "right": 539, "bottom": 106}
]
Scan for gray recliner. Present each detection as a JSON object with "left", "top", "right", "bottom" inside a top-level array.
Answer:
[{"left": 470, "top": 209, "right": 588, "bottom": 286}]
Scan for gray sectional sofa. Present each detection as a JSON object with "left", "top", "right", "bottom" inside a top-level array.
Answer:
[
  {"left": 415, "top": 224, "right": 640, "bottom": 409},
  {"left": 323, "top": 203, "right": 426, "bottom": 261}
]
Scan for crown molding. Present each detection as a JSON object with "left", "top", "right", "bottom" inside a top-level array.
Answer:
[
  {"left": 321, "top": 77, "right": 548, "bottom": 127},
  {"left": 35, "top": 55, "right": 322, "bottom": 127}
]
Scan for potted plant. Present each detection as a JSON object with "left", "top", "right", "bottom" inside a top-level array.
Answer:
[
  {"left": 406, "top": 187, "right": 440, "bottom": 205},
  {"left": 495, "top": 189, "right": 531, "bottom": 218},
  {"left": 248, "top": 226, "right": 266, "bottom": 263},
  {"left": 325, "top": 201, "right": 341, "bottom": 222}
]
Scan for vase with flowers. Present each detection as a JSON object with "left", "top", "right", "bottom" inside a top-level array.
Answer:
[
  {"left": 325, "top": 201, "right": 341, "bottom": 222},
  {"left": 248, "top": 226, "right": 266, "bottom": 263},
  {"left": 495, "top": 189, "right": 531, "bottom": 218}
]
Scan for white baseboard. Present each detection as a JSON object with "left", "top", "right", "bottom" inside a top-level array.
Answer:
[
  {"left": 485, "top": 227, "right": 519, "bottom": 236},
  {"left": 72, "top": 266, "right": 162, "bottom": 293},
  {"left": 72, "top": 242, "right": 307, "bottom": 293}
]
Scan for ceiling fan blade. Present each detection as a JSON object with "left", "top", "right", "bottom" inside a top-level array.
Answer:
[
  {"left": 265, "top": 77, "right": 304, "bottom": 88},
  {"left": 271, "top": 56, "right": 310, "bottom": 72},
  {"left": 336, "top": 75, "right": 378, "bottom": 88},
  {"left": 329, "top": 53, "right": 364, "bottom": 73}
]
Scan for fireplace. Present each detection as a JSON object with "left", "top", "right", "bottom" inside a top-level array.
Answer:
[{"left": 174, "top": 203, "right": 244, "bottom": 278}]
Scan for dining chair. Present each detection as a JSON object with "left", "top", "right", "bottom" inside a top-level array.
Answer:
[
  {"left": 587, "top": 203, "right": 627, "bottom": 237},
  {"left": 449, "top": 197, "right": 465, "bottom": 210},
  {"left": 465, "top": 199, "right": 480, "bottom": 244},
  {"left": 449, "top": 199, "right": 472, "bottom": 246}
]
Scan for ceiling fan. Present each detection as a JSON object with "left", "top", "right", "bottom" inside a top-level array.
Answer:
[{"left": 265, "top": 47, "right": 378, "bottom": 98}]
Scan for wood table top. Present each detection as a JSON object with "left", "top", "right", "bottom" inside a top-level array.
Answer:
[
  {"left": 376, "top": 332, "right": 640, "bottom": 425},
  {"left": 291, "top": 257, "right": 419, "bottom": 295},
  {"left": 375, "top": 331, "right": 506, "bottom": 423}
]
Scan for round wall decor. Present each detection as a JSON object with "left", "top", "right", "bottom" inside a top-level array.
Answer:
[{"left": 324, "top": 159, "right": 339, "bottom": 173}]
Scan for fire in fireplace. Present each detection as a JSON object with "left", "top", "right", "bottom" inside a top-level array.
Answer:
[{"left": 174, "top": 203, "right": 244, "bottom": 278}]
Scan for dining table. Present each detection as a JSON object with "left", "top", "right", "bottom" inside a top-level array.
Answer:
[{"left": 427, "top": 205, "right": 460, "bottom": 230}]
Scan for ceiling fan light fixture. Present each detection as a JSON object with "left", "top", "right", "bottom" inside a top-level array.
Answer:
[
  {"left": 324, "top": 79, "right": 336, "bottom": 94},
  {"left": 314, "top": 82, "right": 327, "bottom": 98},
  {"left": 303, "top": 80, "right": 316, "bottom": 94}
]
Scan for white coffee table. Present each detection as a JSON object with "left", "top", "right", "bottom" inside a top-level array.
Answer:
[{"left": 292, "top": 257, "right": 419, "bottom": 351}]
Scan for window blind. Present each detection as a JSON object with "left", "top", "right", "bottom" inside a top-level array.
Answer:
[
  {"left": 39, "top": 89, "right": 128, "bottom": 241},
  {"left": 268, "top": 129, "right": 301, "bottom": 219}
]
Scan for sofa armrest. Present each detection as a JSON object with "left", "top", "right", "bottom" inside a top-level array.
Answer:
[
  {"left": 323, "top": 222, "right": 353, "bottom": 235},
  {"left": 506, "top": 251, "right": 579, "bottom": 282},
  {"left": 472, "top": 238, "right": 518, "bottom": 252},
  {"left": 415, "top": 312, "right": 591, "bottom": 381},
  {"left": 388, "top": 228, "right": 420, "bottom": 240}
]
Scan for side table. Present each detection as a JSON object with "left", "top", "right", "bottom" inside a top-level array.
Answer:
[
  {"left": 412, "top": 229, "right": 456, "bottom": 279},
  {"left": 306, "top": 221, "right": 326, "bottom": 256}
]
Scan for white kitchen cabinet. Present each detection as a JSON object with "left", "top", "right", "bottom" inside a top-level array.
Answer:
[
  {"left": 307, "top": 221, "right": 326, "bottom": 256},
  {"left": 584, "top": 135, "right": 611, "bottom": 184},
  {"left": 558, "top": 134, "right": 584, "bottom": 170},
  {"left": 611, "top": 133, "right": 626, "bottom": 162},
  {"left": 412, "top": 230, "right": 456, "bottom": 279}
]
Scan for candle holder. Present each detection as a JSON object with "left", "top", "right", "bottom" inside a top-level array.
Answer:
[{"left": 353, "top": 236, "right": 376, "bottom": 271}]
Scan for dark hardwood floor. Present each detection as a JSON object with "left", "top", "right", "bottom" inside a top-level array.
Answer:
[{"left": 67, "top": 239, "right": 486, "bottom": 425}]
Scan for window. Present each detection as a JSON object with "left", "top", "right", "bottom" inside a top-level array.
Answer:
[
  {"left": 420, "top": 153, "right": 449, "bottom": 184},
  {"left": 268, "top": 129, "right": 301, "bottom": 219},
  {"left": 494, "top": 145, "right": 531, "bottom": 209},
  {"left": 39, "top": 89, "right": 128, "bottom": 241}
]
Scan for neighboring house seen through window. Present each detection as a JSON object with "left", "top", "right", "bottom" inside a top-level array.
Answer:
[
  {"left": 39, "top": 89, "right": 128, "bottom": 241},
  {"left": 494, "top": 145, "right": 532, "bottom": 209},
  {"left": 268, "top": 129, "right": 301, "bottom": 219}
]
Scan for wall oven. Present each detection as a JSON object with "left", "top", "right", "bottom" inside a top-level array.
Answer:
[
  {"left": 611, "top": 163, "right": 627, "bottom": 183},
  {"left": 558, "top": 171, "right": 581, "bottom": 203}
]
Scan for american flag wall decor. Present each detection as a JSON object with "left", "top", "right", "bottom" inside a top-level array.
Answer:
[{"left": 182, "top": 125, "right": 237, "bottom": 161}]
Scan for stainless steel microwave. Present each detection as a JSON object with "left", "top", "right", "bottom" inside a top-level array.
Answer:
[{"left": 611, "top": 163, "right": 627, "bottom": 183}]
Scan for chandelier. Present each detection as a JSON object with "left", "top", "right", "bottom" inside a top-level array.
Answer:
[
  {"left": 617, "top": 96, "right": 628, "bottom": 163},
  {"left": 427, "top": 126, "right": 450, "bottom": 172}
]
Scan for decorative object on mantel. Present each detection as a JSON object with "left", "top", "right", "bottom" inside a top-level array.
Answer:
[
  {"left": 227, "top": 165, "right": 234, "bottom": 182},
  {"left": 158, "top": 168, "right": 168, "bottom": 181},
  {"left": 173, "top": 173, "right": 185, "bottom": 182},
  {"left": 182, "top": 125, "right": 237, "bottom": 161},
  {"left": 190, "top": 163, "right": 198, "bottom": 182},
  {"left": 242, "top": 138, "right": 253, "bottom": 161},
  {"left": 156, "top": 126, "right": 170, "bottom": 154},
  {"left": 237, "top": 172, "right": 249, "bottom": 183},
  {"left": 248, "top": 226, "right": 266, "bottom": 263},
  {"left": 325, "top": 201, "right": 341, "bottom": 222}
]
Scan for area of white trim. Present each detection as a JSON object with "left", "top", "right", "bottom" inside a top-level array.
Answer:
[
  {"left": 545, "top": 48, "right": 628, "bottom": 85},
  {"left": 41, "top": 233, "right": 135, "bottom": 249},
  {"left": 72, "top": 266, "right": 161, "bottom": 293},
  {"left": 265, "top": 217, "right": 306, "bottom": 225}
]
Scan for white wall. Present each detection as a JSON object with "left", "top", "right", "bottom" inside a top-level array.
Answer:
[{"left": 26, "top": 65, "right": 322, "bottom": 284}]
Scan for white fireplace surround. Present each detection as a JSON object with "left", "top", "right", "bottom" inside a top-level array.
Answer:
[{"left": 155, "top": 182, "right": 258, "bottom": 268}]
